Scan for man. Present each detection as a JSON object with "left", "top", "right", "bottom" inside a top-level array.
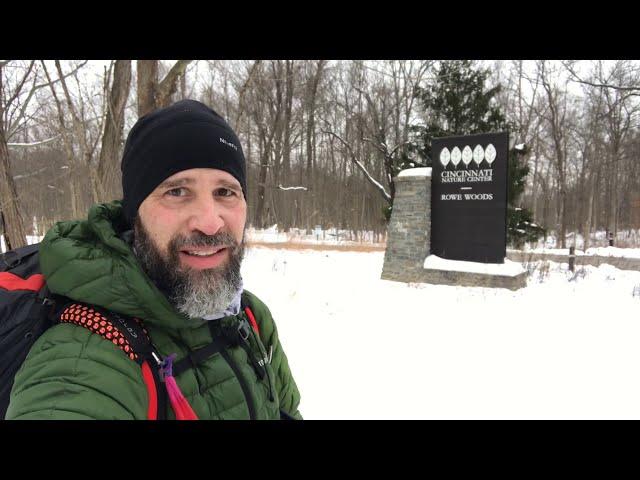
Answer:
[{"left": 6, "top": 99, "right": 302, "bottom": 420}]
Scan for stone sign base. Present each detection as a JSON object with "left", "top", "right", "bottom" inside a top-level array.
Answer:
[
  {"left": 417, "top": 267, "right": 527, "bottom": 291},
  {"left": 382, "top": 262, "right": 528, "bottom": 291}
]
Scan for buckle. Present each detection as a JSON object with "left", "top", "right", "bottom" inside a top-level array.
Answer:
[{"left": 237, "top": 320, "right": 250, "bottom": 342}]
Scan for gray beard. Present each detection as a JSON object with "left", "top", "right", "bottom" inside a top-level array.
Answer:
[{"left": 132, "top": 215, "right": 245, "bottom": 321}]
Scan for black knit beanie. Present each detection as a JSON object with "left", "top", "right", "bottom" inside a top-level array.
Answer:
[{"left": 121, "top": 99, "right": 247, "bottom": 224}]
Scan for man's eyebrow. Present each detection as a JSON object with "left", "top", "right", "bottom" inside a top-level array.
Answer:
[
  {"left": 157, "top": 177, "right": 195, "bottom": 189},
  {"left": 218, "top": 180, "right": 242, "bottom": 190}
]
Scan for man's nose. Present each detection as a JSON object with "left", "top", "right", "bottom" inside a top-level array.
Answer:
[{"left": 186, "top": 197, "right": 224, "bottom": 236}]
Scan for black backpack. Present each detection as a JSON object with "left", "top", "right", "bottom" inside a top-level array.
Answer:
[
  {"left": 0, "top": 243, "right": 169, "bottom": 419},
  {"left": 0, "top": 243, "right": 57, "bottom": 418}
]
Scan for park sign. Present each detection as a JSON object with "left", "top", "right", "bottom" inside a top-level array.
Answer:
[{"left": 430, "top": 132, "right": 509, "bottom": 264}]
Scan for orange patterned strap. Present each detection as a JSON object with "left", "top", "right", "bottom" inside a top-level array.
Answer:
[{"left": 58, "top": 303, "right": 149, "bottom": 362}]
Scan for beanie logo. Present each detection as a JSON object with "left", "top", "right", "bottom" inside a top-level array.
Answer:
[{"left": 220, "top": 137, "right": 238, "bottom": 151}]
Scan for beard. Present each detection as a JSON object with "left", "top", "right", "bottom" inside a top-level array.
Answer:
[{"left": 132, "top": 215, "right": 245, "bottom": 320}]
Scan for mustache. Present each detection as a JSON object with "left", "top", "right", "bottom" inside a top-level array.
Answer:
[{"left": 171, "top": 231, "right": 240, "bottom": 250}]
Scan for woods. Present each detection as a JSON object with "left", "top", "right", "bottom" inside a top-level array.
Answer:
[{"left": 0, "top": 60, "right": 639, "bottom": 248}]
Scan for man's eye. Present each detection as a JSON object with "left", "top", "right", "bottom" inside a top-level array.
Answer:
[
  {"left": 166, "top": 187, "right": 187, "bottom": 197},
  {"left": 216, "top": 188, "right": 236, "bottom": 197}
]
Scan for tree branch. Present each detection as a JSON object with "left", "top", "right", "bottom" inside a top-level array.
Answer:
[
  {"left": 8, "top": 60, "right": 88, "bottom": 139},
  {"left": 277, "top": 184, "right": 308, "bottom": 191},
  {"left": 323, "top": 130, "right": 391, "bottom": 204},
  {"left": 7, "top": 135, "right": 60, "bottom": 148},
  {"left": 157, "top": 60, "right": 192, "bottom": 106},
  {"left": 235, "top": 60, "right": 262, "bottom": 130},
  {"left": 4, "top": 61, "right": 35, "bottom": 110},
  {"left": 563, "top": 61, "right": 640, "bottom": 93}
]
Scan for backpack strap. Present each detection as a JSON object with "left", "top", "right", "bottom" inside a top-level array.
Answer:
[
  {"left": 57, "top": 302, "right": 167, "bottom": 420},
  {"left": 0, "top": 243, "right": 40, "bottom": 271},
  {"left": 240, "top": 292, "right": 260, "bottom": 335},
  {"left": 241, "top": 292, "right": 298, "bottom": 420}
]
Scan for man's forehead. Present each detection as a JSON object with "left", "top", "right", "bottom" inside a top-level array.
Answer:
[{"left": 158, "top": 168, "right": 242, "bottom": 189}]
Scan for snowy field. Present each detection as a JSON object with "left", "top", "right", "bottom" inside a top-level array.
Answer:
[
  {"left": 4, "top": 228, "right": 640, "bottom": 419},
  {"left": 521, "top": 245, "right": 640, "bottom": 259},
  {"left": 242, "top": 246, "right": 640, "bottom": 420},
  {"left": 536, "top": 229, "right": 640, "bottom": 250},
  {"left": 245, "top": 225, "right": 386, "bottom": 246}
]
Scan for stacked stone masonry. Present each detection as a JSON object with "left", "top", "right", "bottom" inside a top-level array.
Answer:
[{"left": 382, "top": 171, "right": 528, "bottom": 290}]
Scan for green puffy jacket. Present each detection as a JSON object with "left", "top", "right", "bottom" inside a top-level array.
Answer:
[{"left": 5, "top": 201, "right": 302, "bottom": 420}]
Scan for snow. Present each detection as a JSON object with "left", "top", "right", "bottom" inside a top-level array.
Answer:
[
  {"left": 584, "top": 246, "right": 640, "bottom": 258},
  {"left": 423, "top": 254, "right": 526, "bottom": 276},
  {"left": 398, "top": 167, "right": 432, "bottom": 178},
  {"left": 0, "top": 235, "right": 43, "bottom": 253},
  {"left": 242, "top": 246, "right": 640, "bottom": 419},
  {"left": 245, "top": 226, "right": 385, "bottom": 247},
  {"left": 521, "top": 246, "right": 640, "bottom": 259},
  {"left": 535, "top": 229, "right": 640, "bottom": 251},
  {"left": 515, "top": 143, "right": 526, "bottom": 151}
]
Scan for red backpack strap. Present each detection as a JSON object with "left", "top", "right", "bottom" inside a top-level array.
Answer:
[
  {"left": 57, "top": 303, "right": 166, "bottom": 420},
  {"left": 240, "top": 292, "right": 260, "bottom": 336},
  {"left": 0, "top": 272, "right": 45, "bottom": 292},
  {"left": 244, "top": 306, "right": 260, "bottom": 335}
]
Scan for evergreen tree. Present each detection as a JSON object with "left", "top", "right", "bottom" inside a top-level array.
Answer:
[
  {"left": 507, "top": 144, "right": 546, "bottom": 248},
  {"left": 405, "top": 60, "right": 545, "bottom": 247}
]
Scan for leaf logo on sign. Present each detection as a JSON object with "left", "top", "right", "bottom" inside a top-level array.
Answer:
[
  {"left": 484, "top": 144, "right": 496, "bottom": 165},
  {"left": 450, "top": 147, "right": 462, "bottom": 167},
  {"left": 473, "top": 145, "right": 484, "bottom": 165},
  {"left": 439, "top": 147, "right": 451, "bottom": 167},
  {"left": 439, "top": 143, "right": 496, "bottom": 169},
  {"left": 462, "top": 146, "right": 473, "bottom": 166}
]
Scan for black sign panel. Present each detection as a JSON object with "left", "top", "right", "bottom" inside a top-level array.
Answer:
[{"left": 430, "top": 132, "right": 508, "bottom": 264}]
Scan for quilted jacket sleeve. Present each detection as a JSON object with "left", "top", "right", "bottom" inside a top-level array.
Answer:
[
  {"left": 244, "top": 291, "right": 303, "bottom": 420},
  {"left": 5, "top": 323, "right": 149, "bottom": 420}
]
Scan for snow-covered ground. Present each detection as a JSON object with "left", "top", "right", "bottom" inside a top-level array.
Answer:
[
  {"left": 538, "top": 229, "right": 640, "bottom": 250},
  {"left": 245, "top": 225, "right": 385, "bottom": 246},
  {"left": 242, "top": 246, "right": 640, "bottom": 419},
  {"left": 522, "top": 246, "right": 640, "bottom": 259},
  {"left": 4, "top": 225, "right": 640, "bottom": 419}
]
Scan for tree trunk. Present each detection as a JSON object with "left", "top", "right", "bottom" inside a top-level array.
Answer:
[
  {"left": 583, "top": 171, "right": 595, "bottom": 251},
  {"left": 137, "top": 60, "right": 159, "bottom": 117},
  {"left": 0, "top": 68, "right": 28, "bottom": 249},
  {"left": 254, "top": 139, "right": 270, "bottom": 229},
  {"left": 137, "top": 60, "right": 192, "bottom": 117},
  {"left": 97, "top": 60, "right": 132, "bottom": 201},
  {"left": 281, "top": 61, "right": 294, "bottom": 230}
]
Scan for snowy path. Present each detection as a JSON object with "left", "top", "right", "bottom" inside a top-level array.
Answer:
[{"left": 242, "top": 247, "right": 640, "bottom": 419}]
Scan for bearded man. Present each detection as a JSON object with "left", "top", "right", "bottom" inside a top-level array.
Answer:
[{"left": 6, "top": 99, "right": 302, "bottom": 420}]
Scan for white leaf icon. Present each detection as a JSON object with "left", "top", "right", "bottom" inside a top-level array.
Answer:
[
  {"left": 462, "top": 145, "right": 473, "bottom": 166},
  {"left": 485, "top": 144, "right": 496, "bottom": 164},
  {"left": 473, "top": 144, "right": 484, "bottom": 165},
  {"left": 451, "top": 146, "right": 462, "bottom": 166},
  {"left": 439, "top": 147, "right": 451, "bottom": 167}
]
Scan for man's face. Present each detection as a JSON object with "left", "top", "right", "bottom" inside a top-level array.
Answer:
[{"left": 133, "top": 168, "right": 247, "bottom": 319}]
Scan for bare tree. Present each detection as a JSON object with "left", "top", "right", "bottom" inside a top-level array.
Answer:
[
  {"left": 0, "top": 62, "right": 32, "bottom": 249},
  {"left": 597, "top": 61, "right": 640, "bottom": 236},
  {"left": 136, "top": 60, "right": 192, "bottom": 117},
  {"left": 40, "top": 60, "right": 100, "bottom": 218},
  {"left": 96, "top": 60, "right": 132, "bottom": 201},
  {"left": 538, "top": 61, "right": 571, "bottom": 248}
]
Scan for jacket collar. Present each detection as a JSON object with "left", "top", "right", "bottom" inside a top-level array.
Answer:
[{"left": 39, "top": 200, "right": 227, "bottom": 332}]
